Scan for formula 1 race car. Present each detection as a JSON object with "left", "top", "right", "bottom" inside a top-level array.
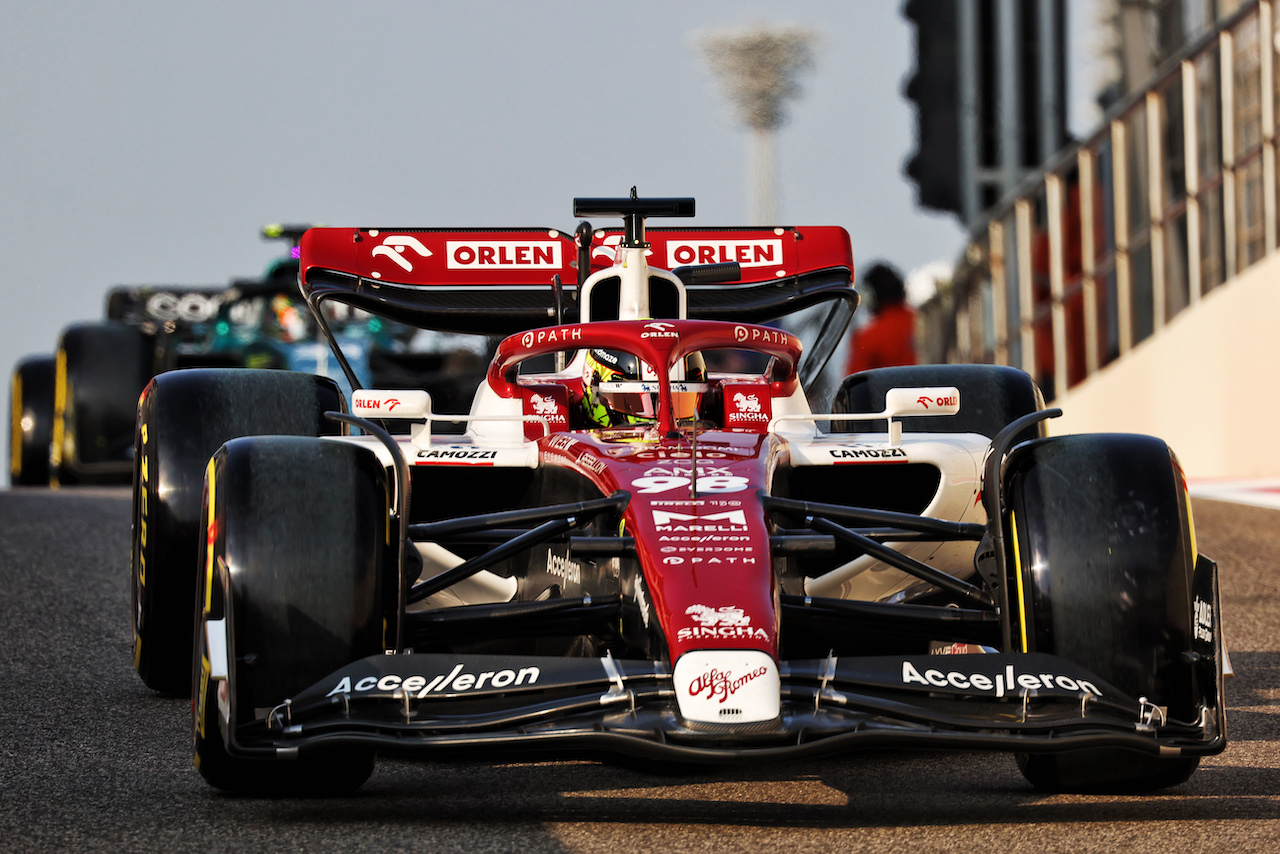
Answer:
[
  {"left": 131, "top": 194, "right": 1226, "bottom": 796},
  {"left": 10, "top": 227, "right": 484, "bottom": 487}
]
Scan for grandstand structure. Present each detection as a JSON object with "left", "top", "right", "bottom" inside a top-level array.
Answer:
[{"left": 918, "top": 0, "right": 1280, "bottom": 478}]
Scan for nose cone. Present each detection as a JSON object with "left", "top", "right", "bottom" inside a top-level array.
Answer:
[{"left": 672, "top": 649, "right": 780, "bottom": 725}]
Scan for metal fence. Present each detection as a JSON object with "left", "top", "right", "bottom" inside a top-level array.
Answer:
[{"left": 919, "top": 0, "right": 1277, "bottom": 401}]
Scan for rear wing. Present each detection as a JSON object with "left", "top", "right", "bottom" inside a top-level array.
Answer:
[
  {"left": 300, "top": 225, "right": 856, "bottom": 337},
  {"left": 105, "top": 285, "right": 228, "bottom": 329}
]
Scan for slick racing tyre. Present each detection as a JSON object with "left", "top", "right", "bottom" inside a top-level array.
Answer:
[
  {"left": 132, "top": 368, "right": 346, "bottom": 696},
  {"left": 1003, "top": 433, "right": 1203, "bottom": 792},
  {"left": 52, "top": 323, "right": 155, "bottom": 485},
  {"left": 9, "top": 355, "right": 56, "bottom": 486},
  {"left": 831, "top": 364, "right": 1045, "bottom": 444},
  {"left": 194, "top": 436, "right": 388, "bottom": 796}
]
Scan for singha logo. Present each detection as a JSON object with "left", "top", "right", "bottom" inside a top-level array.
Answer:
[
  {"left": 732, "top": 392, "right": 762, "bottom": 413},
  {"left": 685, "top": 604, "right": 750, "bottom": 628},
  {"left": 529, "top": 394, "right": 560, "bottom": 416}
]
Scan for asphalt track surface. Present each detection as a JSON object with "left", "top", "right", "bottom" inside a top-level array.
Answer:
[{"left": 1, "top": 487, "right": 1276, "bottom": 853}]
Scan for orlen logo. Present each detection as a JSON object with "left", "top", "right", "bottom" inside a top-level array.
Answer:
[
  {"left": 355, "top": 397, "right": 399, "bottom": 411},
  {"left": 446, "top": 241, "right": 562, "bottom": 269},
  {"left": 368, "top": 233, "right": 433, "bottom": 278},
  {"left": 592, "top": 233, "right": 653, "bottom": 261},
  {"left": 641, "top": 321, "right": 678, "bottom": 339},
  {"left": 666, "top": 239, "right": 783, "bottom": 269},
  {"left": 916, "top": 394, "right": 958, "bottom": 409}
]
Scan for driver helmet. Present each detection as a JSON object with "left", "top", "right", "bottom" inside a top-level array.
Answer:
[
  {"left": 582, "top": 348, "right": 707, "bottom": 428},
  {"left": 268, "top": 293, "right": 310, "bottom": 343}
]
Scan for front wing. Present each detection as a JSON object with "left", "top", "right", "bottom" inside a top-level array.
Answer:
[{"left": 218, "top": 646, "right": 1225, "bottom": 764}]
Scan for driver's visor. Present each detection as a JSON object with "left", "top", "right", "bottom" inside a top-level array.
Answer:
[{"left": 598, "top": 381, "right": 708, "bottom": 421}]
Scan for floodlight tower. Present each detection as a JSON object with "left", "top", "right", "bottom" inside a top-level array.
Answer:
[{"left": 701, "top": 25, "right": 815, "bottom": 225}]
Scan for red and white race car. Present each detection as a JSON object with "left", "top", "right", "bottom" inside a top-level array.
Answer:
[{"left": 130, "top": 194, "right": 1225, "bottom": 796}]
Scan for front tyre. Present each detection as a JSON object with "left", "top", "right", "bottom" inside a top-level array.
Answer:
[
  {"left": 53, "top": 322, "right": 154, "bottom": 485},
  {"left": 831, "top": 364, "right": 1045, "bottom": 443},
  {"left": 1003, "top": 433, "right": 1204, "bottom": 792},
  {"left": 194, "top": 436, "right": 389, "bottom": 796},
  {"left": 9, "top": 356, "right": 56, "bottom": 486},
  {"left": 132, "top": 368, "right": 346, "bottom": 696}
]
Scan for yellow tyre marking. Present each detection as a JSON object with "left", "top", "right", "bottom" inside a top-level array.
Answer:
[
  {"left": 9, "top": 370, "right": 22, "bottom": 479},
  {"left": 50, "top": 348, "right": 67, "bottom": 485},
  {"left": 204, "top": 456, "right": 217, "bottom": 616},
  {"left": 1011, "top": 511, "right": 1029, "bottom": 653}
]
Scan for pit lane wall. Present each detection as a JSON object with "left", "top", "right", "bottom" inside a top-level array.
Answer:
[{"left": 1048, "top": 252, "right": 1280, "bottom": 479}]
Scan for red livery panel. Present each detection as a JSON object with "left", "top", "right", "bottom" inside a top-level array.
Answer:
[
  {"left": 588, "top": 226, "right": 853, "bottom": 282},
  {"left": 300, "top": 227, "right": 578, "bottom": 287}
]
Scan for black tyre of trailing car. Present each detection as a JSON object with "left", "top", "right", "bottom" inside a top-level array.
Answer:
[
  {"left": 1002, "top": 433, "right": 1202, "bottom": 792},
  {"left": 194, "top": 436, "right": 387, "bottom": 796},
  {"left": 831, "top": 364, "right": 1046, "bottom": 443},
  {"left": 9, "top": 355, "right": 56, "bottom": 486},
  {"left": 53, "top": 322, "right": 155, "bottom": 485},
  {"left": 132, "top": 368, "right": 346, "bottom": 696}
]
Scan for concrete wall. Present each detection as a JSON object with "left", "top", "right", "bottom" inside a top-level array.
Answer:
[{"left": 1050, "top": 253, "right": 1280, "bottom": 479}]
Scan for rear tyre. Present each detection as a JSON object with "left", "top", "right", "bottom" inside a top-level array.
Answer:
[
  {"left": 831, "top": 364, "right": 1045, "bottom": 443},
  {"left": 9, "top": 356, "right": 56, "bottom": 486},
  {"left": 132, "top": 368, "right": 346, "bottom": 696},
  {"left": 194, "top": 436, "right": 388, "bottom": 796},
  {"left": 53, "top": 323, "right": 155, "bottom": 485},
  {"left": 1003, "top": 433, "right": 1202, "bottom": 792}
]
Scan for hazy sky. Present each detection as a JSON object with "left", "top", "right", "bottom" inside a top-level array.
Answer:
[{"left": 1, "top": 1, "right": 1096, "bottom": 484}]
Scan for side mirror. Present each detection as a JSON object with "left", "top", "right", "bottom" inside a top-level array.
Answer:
[{"left": 351, "top": 389, "right": 433, "bottom": 420}]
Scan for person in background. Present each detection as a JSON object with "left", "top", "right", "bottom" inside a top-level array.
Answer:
[{"left": 846, "top": 261, "right": 917, "bottom": 374}]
